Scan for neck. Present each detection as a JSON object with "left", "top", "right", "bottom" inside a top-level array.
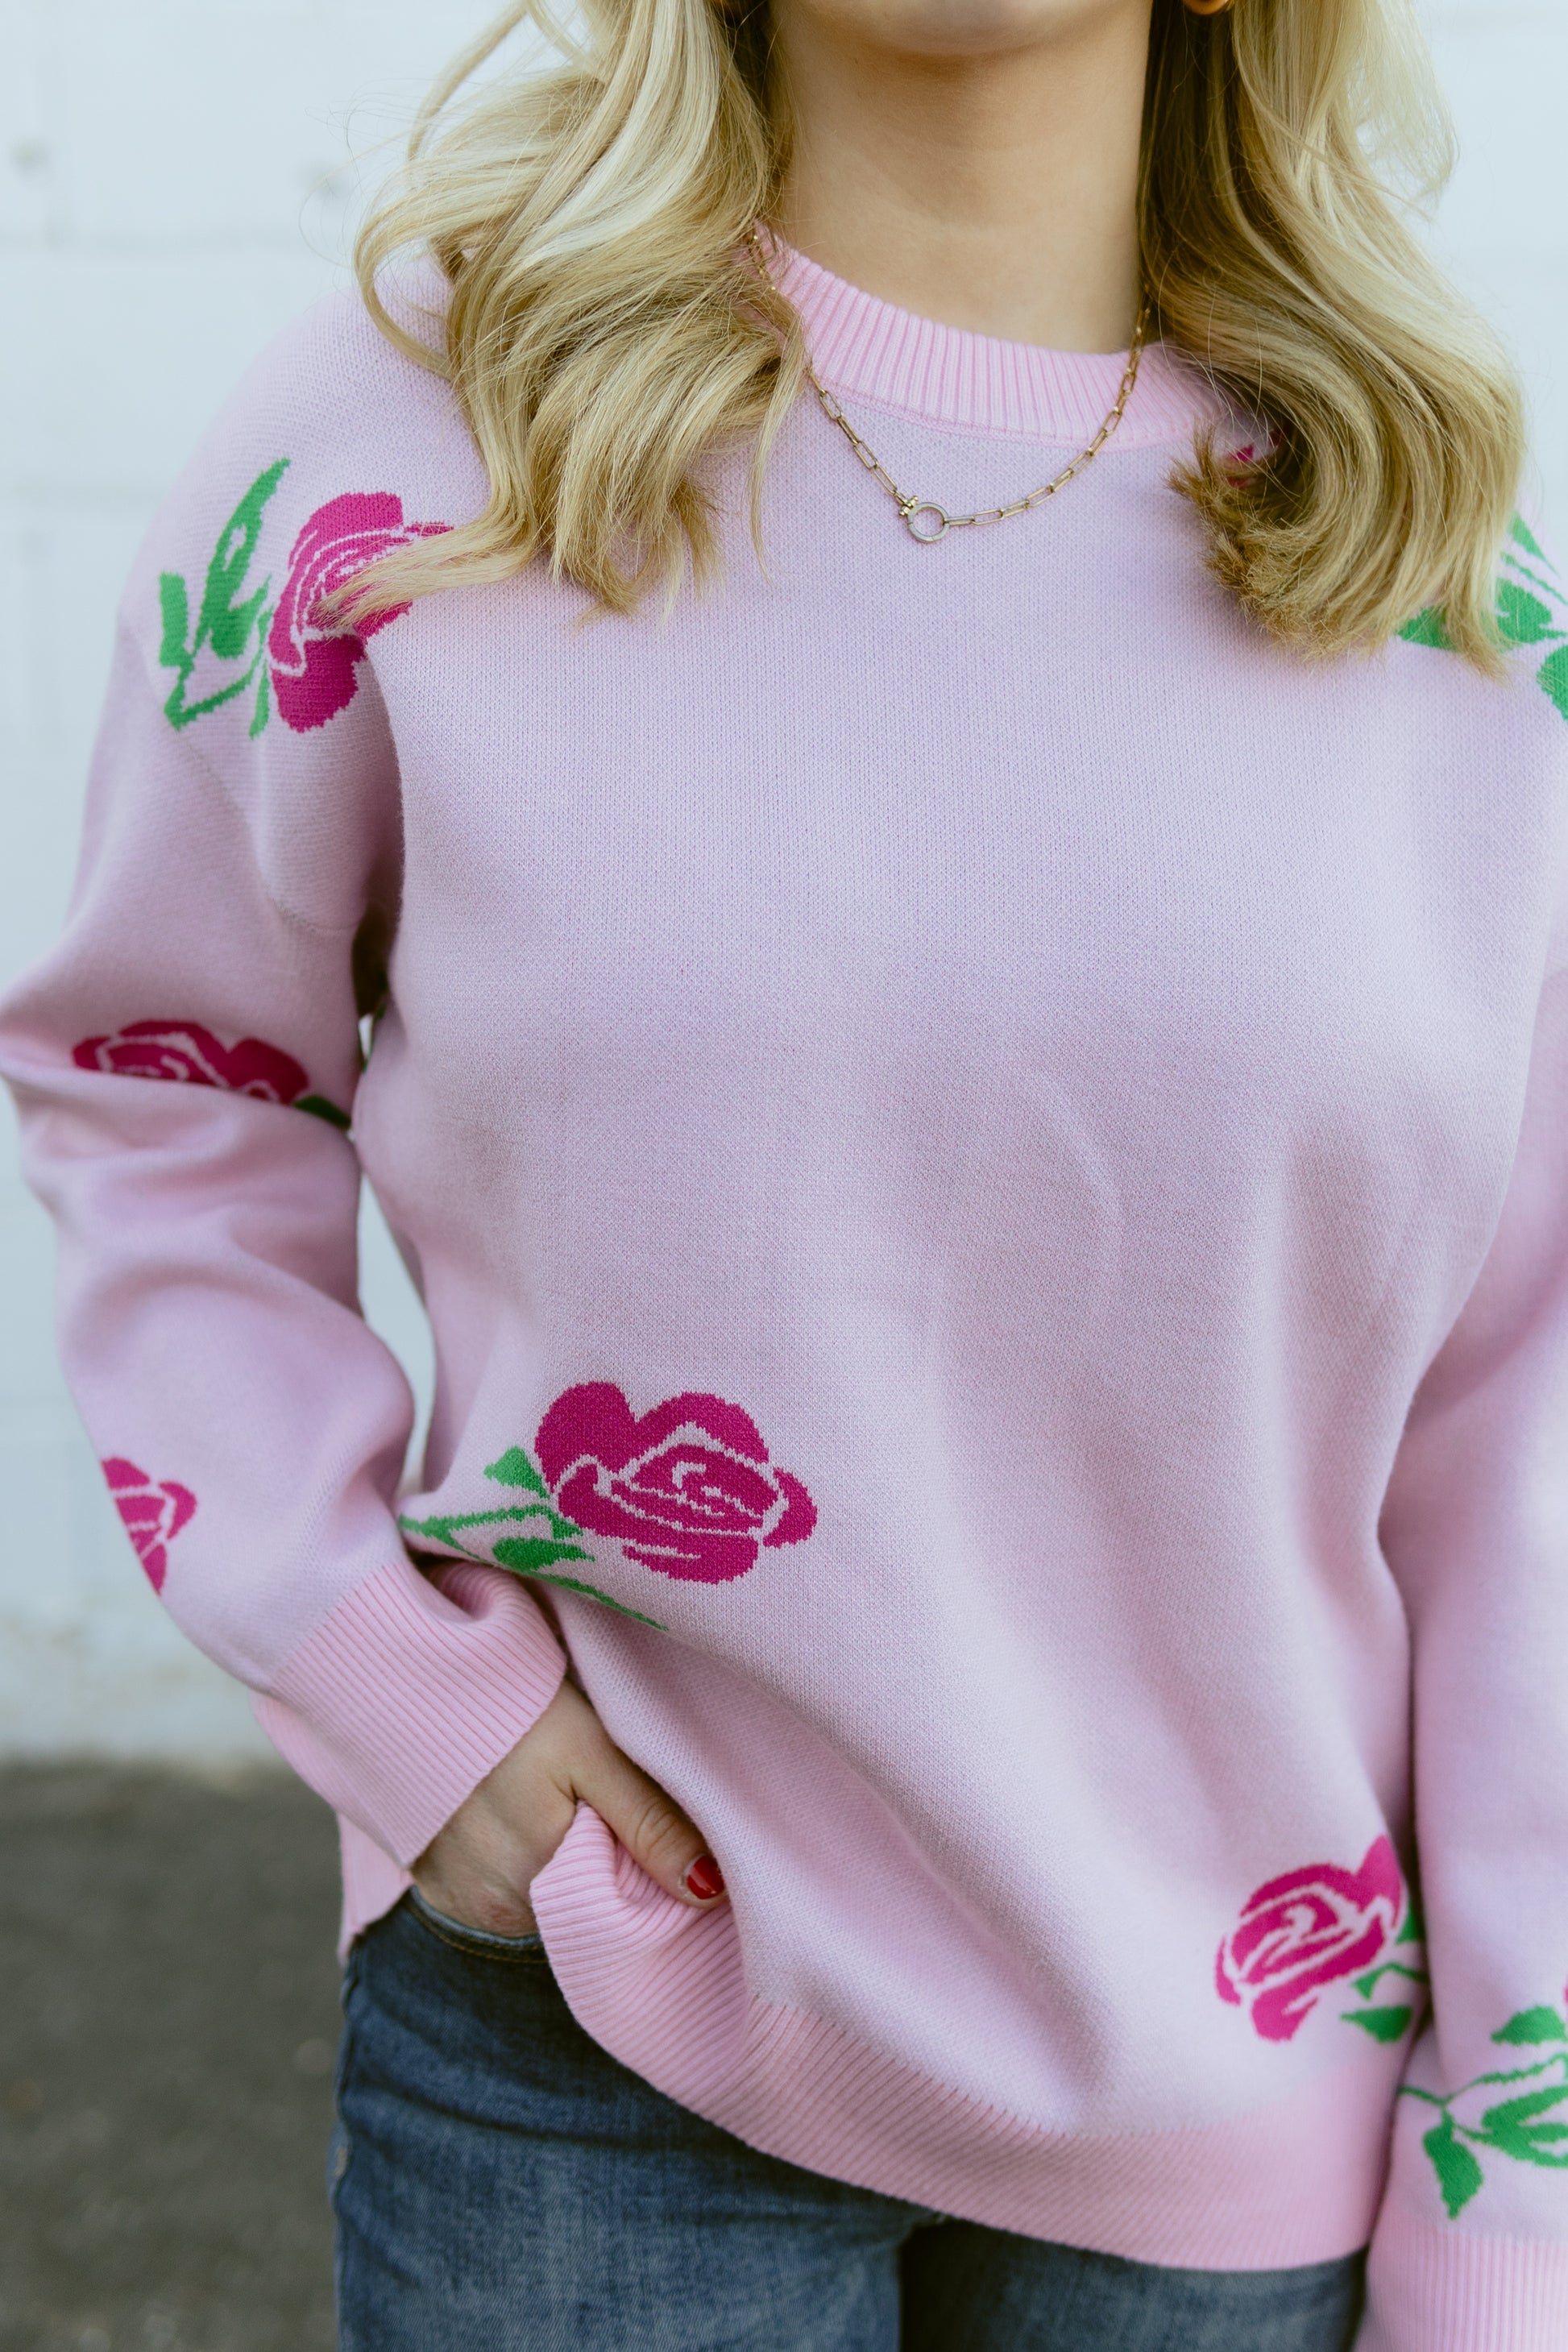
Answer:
[{"left": 770, "top": 0, "right": 1152, "bottom": 353}]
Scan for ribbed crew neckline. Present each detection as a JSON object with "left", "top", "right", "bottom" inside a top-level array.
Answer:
[{"left": 772, "top": 239, "right": 1217, "bottom": 448}]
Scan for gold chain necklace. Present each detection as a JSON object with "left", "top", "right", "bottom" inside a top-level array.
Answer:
[{"left": 747, "top": 226, "right": 1150, "bottom": 544}]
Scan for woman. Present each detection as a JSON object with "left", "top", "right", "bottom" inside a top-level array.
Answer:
[{"left": 3, "top": 0, "right": 1565, "bottom": 2342}]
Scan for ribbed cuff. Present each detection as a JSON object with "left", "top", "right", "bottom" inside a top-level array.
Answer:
[
  {"left": 1359, "top": 2213, "right": 1568, "bottom": 2351},
  {"left": 253, "top": 1559, "right": 566, "bottom": 1864}
]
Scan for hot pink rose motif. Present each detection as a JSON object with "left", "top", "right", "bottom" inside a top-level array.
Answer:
[
  {"left": 268, "top": 491, "right": 450, "bottom": 732},
  {"left": 71, "top": 1020, "right": 349, "bottom": 1126},
  {"left": 1217, "top": 1836, "right": 1405, "bottom": 2043},
  {"left": 73, "top": 1018, "right": 308, "bottom": 1101},
  {"left": 102, "top": 1457, "right": 197, "bottom": 1595},
  {"left": 533, "top": 1383, "right": 816, "bottom": 1583}
]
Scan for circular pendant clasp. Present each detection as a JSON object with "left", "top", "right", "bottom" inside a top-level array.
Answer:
[{"left": 902, "top": 502, "right": 951, "bottom": 544}]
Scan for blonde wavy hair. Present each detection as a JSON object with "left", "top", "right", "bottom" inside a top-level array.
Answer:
[{"left": 344, "top": 0, "right": 1524, "bottom": 668}]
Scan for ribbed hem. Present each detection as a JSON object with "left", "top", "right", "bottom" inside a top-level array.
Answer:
[
  {"left": 337, "top": 1816, "right": 413, "bottom": 1957},
  {"left": 770, "top": 238, "right": 1218, "bottom": 446},
  {"left": 253, "top": 1558, "right": 566, "bottom": 1865},
  {"left": 530, "top": 1803, "right": 1401, "bottom": 2267},
  {"left": 1359, "top": 2214, "right": 1568, "bottom": 2351}
]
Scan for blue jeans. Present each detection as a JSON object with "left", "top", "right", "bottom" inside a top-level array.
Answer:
[{"left": 334, "top": 1892, "right": 1367, "bottom": 2352}]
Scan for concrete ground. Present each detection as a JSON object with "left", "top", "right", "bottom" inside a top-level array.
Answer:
[{"left": 0, "top": 1765, "right": 343, "bottom": 2352}]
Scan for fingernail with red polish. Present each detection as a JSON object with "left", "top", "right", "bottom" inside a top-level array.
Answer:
[{"left": 685, "top": 1855, "right": 725, "bottom": 1902}]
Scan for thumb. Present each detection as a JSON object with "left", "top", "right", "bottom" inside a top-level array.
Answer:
[{"left": 574, "top": 1738, "right": 728, "bottom": 1910}]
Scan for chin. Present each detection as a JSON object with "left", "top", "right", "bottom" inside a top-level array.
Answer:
[{"left": 844, "top": 0, "right": 1141, "bottom": 56}]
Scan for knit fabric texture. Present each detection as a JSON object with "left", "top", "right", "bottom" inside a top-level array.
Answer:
[{"left": 5, "top": 247, "right": 1568, "bottom": 2348}]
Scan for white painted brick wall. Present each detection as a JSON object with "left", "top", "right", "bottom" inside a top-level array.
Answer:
[{"left": 1, "top": 0, "right": 1564, "bottom": 1757}]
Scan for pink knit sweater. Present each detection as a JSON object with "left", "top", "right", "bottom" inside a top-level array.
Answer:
[{"left": 5, "top": 246, "right": 1568, "bottom": 2348}]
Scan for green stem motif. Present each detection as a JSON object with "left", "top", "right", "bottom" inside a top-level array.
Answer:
[
  {"left": 397, "top": 1441, "right": 669, "bottom": 1631},
  {"left": 499, "top": 1568, "right": 668, "bottom": 1630},
  {"left": 400, "top": 1503, "right": 587, "bottom": 1548},
  {"left": 1400, "top": 2005, "right": 1568, "bottom": 2217}
]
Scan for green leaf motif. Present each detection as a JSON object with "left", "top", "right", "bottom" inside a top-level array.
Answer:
[
  {"left": 1479, "top": 2089, "right": 1568, "bottom": 2126},
  {"left": 1538, "top": 646, "right": 1568, "bottom": 724},
  {"left": 158, "top": 571, "right": 193, "bottom": 674},
  {"left": 1491, "top": 2006, "right": 1568, "bottom": 2047},
  {"left": 1475, "top": 2086, "right": 1568, "bottom": 2167},
  {"left": 491, "top": 1536, "right": 594, "bottom": 1574},
  {"left": 484, "top": 1446, "right": 551, "bottom": 1500},
  {"left": 295, "top": 1093, "right": 352, "bottom": 1130},
  {"left": 1342, "top": 2004, "right": 1414, "bottom": 2044},
  {"left": 1399, "top": 518, "right": 1568, "bottom": 721},
  {"left": 398, "top": 1511, "right": 465, "bottom": 1549},
  {"left": 1423, "top": 2115, "right": 1486, "bottom": 2218},
  {"left": 1496, "top": 580, "right": 1562, "bottom": 649},
  {"left": 1399, "top": 606, "right": 1453, "bottom": 651}
]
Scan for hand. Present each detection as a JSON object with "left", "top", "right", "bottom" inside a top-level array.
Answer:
[{"left": 411, "top": 1677, "right": 728, "bottom": 1937}]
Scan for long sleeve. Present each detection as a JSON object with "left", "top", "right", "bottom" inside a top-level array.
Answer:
[
  {"left": 1364, "top": 899, "right": 1568, "bottom": 2346},
  {"left": 0, "top": 335, "right": 564, "bottom": 1868}
]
